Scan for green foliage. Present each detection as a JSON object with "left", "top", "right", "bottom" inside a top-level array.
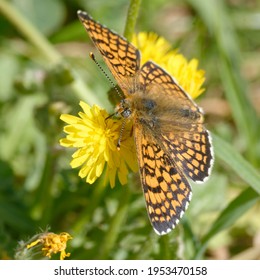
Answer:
[{"left": 0, "top": 0, "right": 259, "bottom": 260}]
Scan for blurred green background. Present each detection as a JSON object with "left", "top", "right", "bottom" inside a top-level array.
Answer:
[{"left": 0, "top": 0, "right": 260, "bottom": 260}]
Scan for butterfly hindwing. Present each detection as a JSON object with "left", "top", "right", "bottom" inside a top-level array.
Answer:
[
  {"left": 133, "top": 122, "right": 192, "bottom": 235},
  {"left": 160, "top": 128, "right": 213, "bottom": 182}
]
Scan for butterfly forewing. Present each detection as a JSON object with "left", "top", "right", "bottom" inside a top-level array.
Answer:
[
  {"left": 77, "top": 11, "right": 140, "bottom": 92},
  {"left": 140, "top": 61, "right": 202, "bottom": 115}
]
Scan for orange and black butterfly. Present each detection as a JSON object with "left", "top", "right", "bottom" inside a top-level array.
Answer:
[{"left": 77, "top": 10, "right": 214, "bottom": 235}]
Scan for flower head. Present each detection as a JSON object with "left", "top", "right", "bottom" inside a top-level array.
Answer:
[
  {"left": 60, "top": 101, "right": 138, "bottom": 187},
  {"left": 26, "top": 232, "right": 72, "bottom": 260},
  {"left": 132, "top": 32, "right": 205, "bottom": 98}
]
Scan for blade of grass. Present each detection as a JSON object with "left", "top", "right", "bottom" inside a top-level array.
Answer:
[
  {"left": 192, "top": 134, "right": 260, "bottom": 258},
  {"left": 187, "top": 0, "right": 259, "bottom": 162},
  {"left": 194, "top": 187, "right": 259, "bottom": 259},
  {"left": 202, "top": 188, "right": 259, "bottom": 244},
  {"left": 212, "top": 133, "right": 260, "bottom": 194}
]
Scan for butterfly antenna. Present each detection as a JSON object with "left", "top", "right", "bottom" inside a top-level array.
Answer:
[{"left": 89, "top": 52, "right": 123, "bottom": 98}]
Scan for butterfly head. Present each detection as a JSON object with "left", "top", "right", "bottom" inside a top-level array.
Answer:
[{"left": 115, "top": 99, "right": 132, "bottom": 119}]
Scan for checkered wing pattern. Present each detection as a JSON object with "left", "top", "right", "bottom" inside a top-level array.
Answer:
[
  {"left": 134, "top": 123, "right": 192, "bottom": 234},
  {"left": 160, "top": 128, "right": 213, "bottom": 183},
  {"left": 77, "top": 11, "right": 140, "bottom": 91},
  {"left": 140, "top": 61, "right": 213, "bottom": 183}
]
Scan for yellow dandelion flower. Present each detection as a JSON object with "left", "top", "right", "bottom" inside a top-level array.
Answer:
[
  {"left": 27, "top": 232, "right": 72, "bottom": 260},
  {"left": 132, "top": 32, "right": 205, "bottom": 98},
  {"left": 131, "top": 32, "right": 176, "bottom": 66},
  {"left": 60, "top": 101, "right": 138, "bottom": 187}
]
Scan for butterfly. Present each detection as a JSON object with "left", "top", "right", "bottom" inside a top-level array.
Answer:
[{"left": 77, "top": 10, "right": 214, "bottom": 235}]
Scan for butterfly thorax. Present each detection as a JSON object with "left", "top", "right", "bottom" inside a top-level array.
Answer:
[{"left": 118, "top": 85, "right": 204, "bottom": 133}]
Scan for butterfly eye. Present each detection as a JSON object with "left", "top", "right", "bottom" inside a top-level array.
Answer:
[{"left": 121, "top": 108, "right": 132, "bottom": 118}]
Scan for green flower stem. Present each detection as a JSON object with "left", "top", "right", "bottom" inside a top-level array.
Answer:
[
  {"left": 0, "top": 0, "right": 101, "bottom": 106},
  {"left": 182, "top": 216, "right": 201, "bottom": 256},
  {"left": 124, "top": 0, "right": 142, "bottom": 40},
  {"left": 160, "top": 234, "right": 171, "bottom": 259},
  {"left": 98, "top": 187, "right": 131, "bottom": 259},
  {"left": 31, "top": 147, "right": 58, "bottom": 226},
  {"left": 71, "top": 179, "right": 107, "bottom": 233}
]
